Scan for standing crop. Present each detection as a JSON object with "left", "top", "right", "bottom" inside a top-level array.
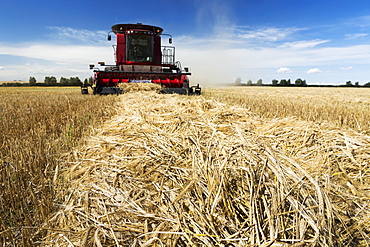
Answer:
[{"left": 0, "top": 87, "right": 119, "bottom": 245}]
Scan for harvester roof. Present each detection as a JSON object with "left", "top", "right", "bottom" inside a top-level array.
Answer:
[{"left": 111, "top": 23, "right": 163, "bottom": 35}]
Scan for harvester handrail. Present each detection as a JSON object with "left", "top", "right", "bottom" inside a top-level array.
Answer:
[{"left": 161, "top": 46, "right": 175, "bottom": 65}]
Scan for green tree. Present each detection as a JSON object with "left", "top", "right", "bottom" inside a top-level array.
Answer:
[
  {"left": 44, "top": 76, "right": 51, "bottom": 85},
  {"left": 247, "top": 79, "right": 252, "bottom": 86},
  {"left": 50, "top": 76, "right": 57, "bottom": 85},
  {"left": 60, "top": 77, "right": 69, "bottom": 85},
  {"left": 69, "top": 77, "right": 82, "bottom": 86},
  {"left": 29, "top": 76, "right": 36, "bottom": 86},
  {"left": 44, "top": 76, "right": 57, "bottom": 86},
  {"left": 346, "top": 81, "right": 353, "bottom": 87},
  {"left": 295, "top": 78, "right": 307, "bottom": 86},
  {"left": 256, "top": 79, "right": 263, "bottom": 86},
  {"left": 272, "top": 79, "right": 278, "bottom": 85},
  {"left": 279, "top": 79, "right": 287, "bottom": 86},
  {"left": 235, "top": 77, "right": 242, "bottom": 85}
]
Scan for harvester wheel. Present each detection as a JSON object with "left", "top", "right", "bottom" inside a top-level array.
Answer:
[
  {"left": 190, "top": 84, "right": 201, "bottom": 95},
  {"left": 81, "top": 88, "right": 89, "bottom": 94}
]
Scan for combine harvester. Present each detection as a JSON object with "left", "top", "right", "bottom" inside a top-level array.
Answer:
[{"left": 82, "top": 23, "right": 201, "bottom": 95}]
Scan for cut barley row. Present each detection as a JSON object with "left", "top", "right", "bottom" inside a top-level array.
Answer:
[
  {"left": 118, "top": 82, "right": 162, "bottom": 93},
  {"left": 44, "top": 91, "right": 370, "bottom": 246}
]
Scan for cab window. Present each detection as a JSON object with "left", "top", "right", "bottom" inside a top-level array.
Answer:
[{"left": 127, "top": 34, "right": 153, "bottom": 62}]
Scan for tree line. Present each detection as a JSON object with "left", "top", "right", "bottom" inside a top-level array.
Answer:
[
  {"left": 0, "top": 76, "right": 92, "bottom": 87},
  {"left": 235, "top": 78, "right": 307, "bottom": 87},
  {"left": 29, "top": 76, "right": 92, "bottom": 86},
  {"left": 235, "top": 78, "right": 370, "bottom": 87}
]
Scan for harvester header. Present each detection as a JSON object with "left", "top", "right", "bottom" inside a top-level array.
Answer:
[{"left": 82, "top": 23, "right": 201, "bottom": 95}]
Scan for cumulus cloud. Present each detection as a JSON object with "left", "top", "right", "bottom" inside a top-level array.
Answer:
[
  {"left": 276, "top": 67, "right": 292, "bottom": 73},
  {"left": 307, "top": 68, "right": 322, "bottom": 74},
  {"left": 0, "top": 66, "right": 5, "bottom": 70}
]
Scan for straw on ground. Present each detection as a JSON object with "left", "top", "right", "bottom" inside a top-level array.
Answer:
[{"left": 43, "top": 90, "right": 370, "bottom": 246}]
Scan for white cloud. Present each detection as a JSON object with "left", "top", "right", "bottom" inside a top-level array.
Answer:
[
  {"left": 340, "top": 66, "right": 353, "bottom": 71},
  {"left": 280, "top": 39, "right": 330, "bottom": 49},
  {"left": 307, "top": 68, "right": 322, "bottom": 74},
  {"left": 347, "top": 15, "right": 370, "bottom": 27},
  {"left": 0, "top": 42, "right": 113, "bottom": 80},
  {"left": 276, "top": 67, "right": 292, "bottom": 73},
  {"left": 177, "top": 42, "right": 370, "bottom": 85},
  {"left": 0, "top": 62, "right": 96, "bottom": 81},
  {"left": 0, "top": 43, "right": 112, "bottom": 65},
  {"left": 237, "top": 27, "right": 304, "bottom": 42},
  {"left": 345, "top": 33, "right": 368, "bottom": 40},
  {"left": 0, "top": 66, "right": 5, "bottom": 70},
  {"left": 48, "top": 26, "right": 107, "bottom": 44}
]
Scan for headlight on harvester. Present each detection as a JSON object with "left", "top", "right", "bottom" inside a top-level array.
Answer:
[
  {"left": 98, "top": 61, "right": 106, "bottom": 66},
  {"left": 89, "top": 64, "right": 94, "bottom": 69}
]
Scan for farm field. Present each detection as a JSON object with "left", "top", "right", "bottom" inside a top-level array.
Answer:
[
  {"left": 0, "top": 87, "right": 120, "bottom": 246},
  {"left": 1, "top": 86, "right": 370, "bottom": 246},
  {"left": 204, "top": 86, "right": 370, "bottom": 133}
]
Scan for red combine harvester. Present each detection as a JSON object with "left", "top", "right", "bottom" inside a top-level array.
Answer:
[{"left": 82, "top": 23, "right": 201, "bottom": 95}]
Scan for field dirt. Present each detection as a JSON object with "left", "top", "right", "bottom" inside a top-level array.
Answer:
[{"left": 43, "top": 91, "right": 370, "bottom": 246}]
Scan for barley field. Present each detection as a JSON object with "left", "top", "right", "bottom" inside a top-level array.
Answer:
[{"left": 1, "top": 86, "right": 369, "bottom": 246}]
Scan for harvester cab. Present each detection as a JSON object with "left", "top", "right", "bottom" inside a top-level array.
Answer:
[{"left": 84, "top": 23, "right": 201, "bottom": 95}]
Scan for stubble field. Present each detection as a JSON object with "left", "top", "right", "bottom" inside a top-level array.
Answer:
[{"left": 0, "top": 86, "right": 369, "bottom": 246}]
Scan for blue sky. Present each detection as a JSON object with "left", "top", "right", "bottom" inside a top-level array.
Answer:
[{"left": 2, "top": 0, "right": 370, "bottom": 85}]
